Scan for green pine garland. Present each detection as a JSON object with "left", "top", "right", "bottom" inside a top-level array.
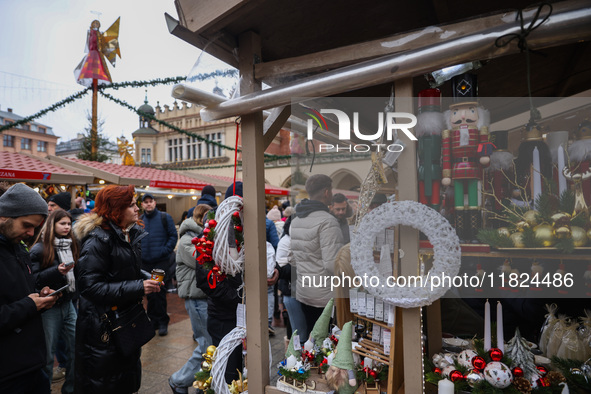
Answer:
[
  {"left": 522, "top": 226, "right": 543, "bottom": 248},
  {"left": 477, "top": 229, "right": 514, "bottom": 248},
  {"left": 551, "top": 356, "right": 591, "bottom": 393},
  {"left": 558, "top": 190, "right": 575, "bottom": 214},
  {"left": 278, "top": 367, "right": 311, "bottom": 382}
]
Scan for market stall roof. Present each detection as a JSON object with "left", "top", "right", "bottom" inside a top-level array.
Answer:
[
  {"left": 47, "top": 156, "right": 211, "bottom": 189},
  {"left": 0, "top": 152, "right": 94, "bottom": 185},
  {"left": 177, "top": 171, "right": 291, "bottom": 196}
]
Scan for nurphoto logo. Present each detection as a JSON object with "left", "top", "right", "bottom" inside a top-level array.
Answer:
[{"left": 305, "top": 108, "right": 417, "bottom": 153}]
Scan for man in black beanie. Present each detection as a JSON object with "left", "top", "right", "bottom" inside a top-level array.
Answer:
[
  {"left": 47, "top": 191, "right": 72, "bottom": 212},
  {"left": 187, "top": 185, "right": 218, "bottom": 219},
  {"left": 0, "top": 183, "right": 58, "bottom": 393}
]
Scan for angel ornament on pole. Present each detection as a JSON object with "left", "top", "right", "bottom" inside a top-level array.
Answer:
[{"left": 73, "top": 17, "right": 121, "bottom": 160}]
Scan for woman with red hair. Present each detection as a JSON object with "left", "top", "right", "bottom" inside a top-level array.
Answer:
[{"left": 73, "top": 185, "right": 161, "bottom": 393}]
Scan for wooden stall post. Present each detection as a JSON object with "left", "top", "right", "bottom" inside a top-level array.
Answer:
[{"left": 239, "top": 31, "right": 270, "bottom": 393}]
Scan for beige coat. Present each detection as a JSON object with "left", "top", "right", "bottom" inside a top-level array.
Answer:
[{"left": 291, "top": 210, "right": 344, "bottom": 308}]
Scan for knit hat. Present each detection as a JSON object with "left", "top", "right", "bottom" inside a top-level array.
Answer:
[
  {"left": 201, "top": 185, "right": 216, "bottom": 197},
  {"left": 48, "top": 191, "right": 71, "bottom": 211},
  {"left": 267, "top": 206, "right": 281, "bottom": 221},
  {"left": 310, "top": 298, "right": 334, "bottom": 344},
  {"left": 331, "top": 321, "right": 355, "bottom": 370},
  {"left": 0, "top": 183, "right": 48, "bottom": 217},
  {"left": 285, "top": 329, "right": 302, "bottom": 359},
  {"left": 225, "top": 181, "right": 243, "bottom": 199}
]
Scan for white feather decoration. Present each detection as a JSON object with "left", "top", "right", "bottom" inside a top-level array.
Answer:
[
  {"left": 414, "top": 111, "right": 445, "bottom": 137},
  {"left": 567, "top": 139, "right": 591, "bottom": 162}
]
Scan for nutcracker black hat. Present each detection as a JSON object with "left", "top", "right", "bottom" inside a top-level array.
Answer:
[
  {"left": 489, "top": 130, "right": 508, "bottom": 151},
  {"left": 450, "top": 73, "right": 478, "bottom": 108}
]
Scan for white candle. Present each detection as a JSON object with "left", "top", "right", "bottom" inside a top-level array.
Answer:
[
  {"left": 285, "top": 354, "right": 297, "bottom": 369},
  {"left": 558, "top": 144, "right": 567, "bottom": 195},
  {"left": 303, "top": 339, "right": 314, "bottom": 352},
  {"left": 438, "top": 378, "right": 454, "bottom": 394},
  {"left": 497, "top": 301, "right": 504, "bottom": 353},
  {"left": 484, "top": 299, "right": 491, "bottom": 351},
  {"left": 533, "top": 147, "right": 542, "bottom": 202}
]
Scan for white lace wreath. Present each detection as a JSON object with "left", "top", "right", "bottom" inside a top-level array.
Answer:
[
  {"left": 213, "top": 196, "right": 245, "bottom": 276},
  {"left": 211, "top": 326, "right": 247, "bottom": 394},
  {"left": 350, "top": 200, "right": 461, "bottom": 308}
]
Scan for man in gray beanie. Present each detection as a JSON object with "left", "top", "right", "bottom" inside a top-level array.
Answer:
[{"left": 0, "top": 183, "right": 58, "bottom": 393}]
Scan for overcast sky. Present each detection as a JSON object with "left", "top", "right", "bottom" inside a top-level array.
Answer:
[{"left": 0, "top": 0, "right": 236, "bottom": 142}]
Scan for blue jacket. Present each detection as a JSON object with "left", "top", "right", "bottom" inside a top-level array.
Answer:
[
  {"left": 140, "top": 209, "right": 178, "bottom": 264},
  {"left": 266, "top": 218, "right": 279, "bottom": 250},
  {"left": 187, "top": 194, "right": 218, "bottom": 219}
]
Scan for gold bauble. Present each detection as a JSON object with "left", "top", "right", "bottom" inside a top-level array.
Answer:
[
  {"left": 551, "top": 212, "right": 571, "bottom": 227},
  {"left": 554, "top": 226, "right": 572, "bottom": 239},
  {"left": 206, "top": 345, "right": 217, "bottom": 356},
  {"left": 510, "top": 232, "right": 525, "bottom": 248},
  {"left": 524, "top": 210, "right": 538, "bottom": 226},
  {"left": 194, "top": 380, "right": 205, "bottom": 390},
  {"left": 571, "top": 226, "right": 588, "bottom": 247},
  {"left": 515, "top": 221, "right": 530, "bottom": 232},
  {"left": 205, "top": 377, "right": 212, "bottom": 388},
  {"left": 534, "top": 224, "right": 555, "bottom": 247},
  {"left": 201, "top": 360, "right": 212, "bottom": 372},
  {"left": 497, "top": 227, "right": 511, "bottom": 237}
]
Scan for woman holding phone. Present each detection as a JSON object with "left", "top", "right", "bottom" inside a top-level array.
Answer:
[
  {"left": 30, "top": 209, "right": 79, "bottom": 394},
  {"left": 72, "top": 185, "right": 161, "bottom": 393}
]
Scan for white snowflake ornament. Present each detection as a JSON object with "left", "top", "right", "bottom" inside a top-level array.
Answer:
[{"left": 483, "top": 361, "right": 513, "bottom": 389}]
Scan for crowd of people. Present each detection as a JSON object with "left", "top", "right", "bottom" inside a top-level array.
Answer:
[{"left": 0, "top": 175, "right": 367, "bottom": 394}]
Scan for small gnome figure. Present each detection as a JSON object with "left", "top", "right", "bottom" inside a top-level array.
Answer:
[
  {"left": 416, "top": 88, "right": 445, "bottom": 211},
  {"left": 284, "top": 330, "right": 302, "bottom": 370},
  {"left": 326, "top": 321, "right": 358, "bottom": 394},
  {"left": 303, "top": 299, "right": 334, "bottom": 354}
]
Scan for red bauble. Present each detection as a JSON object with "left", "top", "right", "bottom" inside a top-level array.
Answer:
[
  {"left": 536, "top": 366, "right": 548, "bottom": 376},
  {"left": 489, "top": 348, "right": 503, "bottom": 361},
  {"left": 203, "top": 228, "right": 211, "bottom": 236},
  {"left": 360, "top": 360, "right": 364, "bottom": 366},
  {"left": 232, "top": 211, "right": 240, "bottom": 219},
  {"left": 369, "top": 370, "right": 377, "bottom": 379},
  {"left": 472, "top": 356, "right": 486, "bottom": 371},
  {"left": 208, "top": 219, "right": 217, "bottom": 228},
  {"left": 191, "top": 237, "right": 199, "bottom": 245},
  {"left": 450, "top": 370, "right": 464, "bottom": 382},
  {"left": 512, "top": 367, "right": 524, "bottom": 377},
  {"left": 234, "top": 225, "right": 243, "bottom": 232},
  {"left": 433, "top": 367, "right": 442, "bottom": 375}
]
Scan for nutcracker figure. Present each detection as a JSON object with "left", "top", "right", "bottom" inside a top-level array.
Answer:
[
  {"left": 485, "top": 130, "right": 514, "bottom": 228},
  {"left": 442, "top": 74, "right": 490, "bottom": 242},
  {"left": 567, "top": 119, "right": 591, "bottom": 208},
  {"left": 417, "top": 88, "right": 445, "bottom": 211}
]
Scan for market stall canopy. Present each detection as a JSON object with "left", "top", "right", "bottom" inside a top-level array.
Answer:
[
  {"left": 48, "top": 156, "right": 211, "bottom": 189},
  {"left": 0, "top": 152, "right": 94, "bottom": 185},
  {"left": 177, "top": 171, "right": 290, "bottom": 196}
]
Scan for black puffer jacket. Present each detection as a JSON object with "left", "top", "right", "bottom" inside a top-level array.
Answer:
[
  {"left": 29, "top": 242, "right": 74, "bottom": 305},
  {"left": 0, "top": 235, "right": 47, "bottom": 384},
  {"left": 73, "top": 213, "right": 147, "bottom": 394}
]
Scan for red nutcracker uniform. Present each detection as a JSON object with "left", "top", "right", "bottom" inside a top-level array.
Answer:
[
  {"left": 567, "top": 120, "right": 591, "bottom": 208},
  {"left": 441, "top": 74, "right": 490, "bottom": 242},
  {"left": 484, "top": 130, "right": 514, "bottom": 228}
]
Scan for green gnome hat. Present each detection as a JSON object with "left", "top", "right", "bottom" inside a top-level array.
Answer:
[
  {"left": 285, "top": 329, "right": 301, "bottom": 359},
  {"left": 310, "top": 298, "right": 334, "bottom": 344},
  {"left": 331, "top": 321, "right": 355, "bottom": 371}
]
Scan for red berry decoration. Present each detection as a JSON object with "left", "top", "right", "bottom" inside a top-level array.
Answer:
[
  {"left": 512, "top": 367, "right": 524, "bottom": 377},
  {"left": 450, "top": 370, "right": 464, "bottom": 382},
  {"left": 472, "top": 356, "right": 486, "bottom": 371},
  {"left": 191, "top": 237, "right": 199, "bottom": 245},
  {"left": 208, "top": 219, "right": 217, "bottom": 228},
  {"left": 232, "top": 211, "right": 240, "bottom": 219},
  {"left": 536, "top": 366, "right": 548, "bottom": 376},
  {"left": 489, "top": 348, "right": 503, "bottom": 362},
  {"left": 433, "top": 367, "right": 442, "bottom": 375},
  {"left": 234, "top": 225, "right": 243, "bottom": 232}
]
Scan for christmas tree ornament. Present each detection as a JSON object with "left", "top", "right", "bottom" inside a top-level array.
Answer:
[
  {"left": 442, "top": 365, "right": 455, "bottom": 378},
  {"left": 506, "top": 328, "right": 541, "bottom": 381},
  {"left": 441, "top": 73, "right": 490, "bottom": 242},
  {"left": 533, "top": 224, "right": 556, "bottom": 247},
  {"left": 570, "top": 226, "right": 587, "bottom": 246},
  {"left": 513, "top": 367, "right": 524, "bottom": 377},
  {"left": 201, "top": 360, "right": 212, "bottom": 372},
  {"left": 554, "top": 226, "right": 572, "bottom": 239},
  {"left": 511, "top": 232, "right": 525, "bottom": 247},
  {"left": 524, "top": 210, "right": 538, "bottom": 226},
  {"left": 489, "top": 348, "right": 503, "bottom": 361},
  {"left": 497, "top": 227, "right": 511, "bottom": 237},
  {"left": 466, "top": 370, "right": 484, "bottom": 387},
  {"left": 450, "top": 370, "right": 465, "bottom": 382},
  {"left": 515, "top": 221, "right": 530, "bottom": 232},
  {"left": 433, "top": 367, "right": 442, "bottom": 375},
  {"left": 472, "top": 356, "right": 487, "bottom": 371},
  {"left": 536, "top": 365, "right": 548, "bottom": 377},
  {"left": 483, "top": 361, "right": 513, "bottom": 389},
  {"left": 458, "top": 349, "right": 478, "bottom": 369},
  {"left": 416, "top": 88, "right": 445, "bottom": 212}
]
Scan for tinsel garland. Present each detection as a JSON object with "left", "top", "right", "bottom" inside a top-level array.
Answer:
[{"left": 0, "top": 87, "right": 91, "bottom": 133}]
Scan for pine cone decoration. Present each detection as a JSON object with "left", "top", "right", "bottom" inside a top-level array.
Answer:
[
  {"left": 513, "top": 376, "right": 532, "bottom": 393},
  {"left": 547, "top": 370, "right": 566, "bottom": 385}
]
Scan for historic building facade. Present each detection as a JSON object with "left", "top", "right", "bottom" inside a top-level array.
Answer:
[{"left": 0, "top": 108, "right": 59, "bottom": 157}]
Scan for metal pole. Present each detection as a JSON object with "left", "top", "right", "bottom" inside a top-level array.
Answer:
[{"left": 91, "top": 79, "right": 98, "bottom": 160}]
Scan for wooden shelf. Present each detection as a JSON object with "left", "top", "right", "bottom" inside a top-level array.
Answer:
[
  {"left": 419, "top": 248, "right": 591, "bottom": 260},
  {"left": 353, "top": 313, "right": 393, "bottom": 329}
]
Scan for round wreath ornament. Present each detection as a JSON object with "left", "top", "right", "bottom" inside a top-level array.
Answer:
[
  {"left": 210, "top": 326, "right": 247, "bottom": 394},
  {"left": 350, "top": 200, "right": 461, "bottom": 308}
]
